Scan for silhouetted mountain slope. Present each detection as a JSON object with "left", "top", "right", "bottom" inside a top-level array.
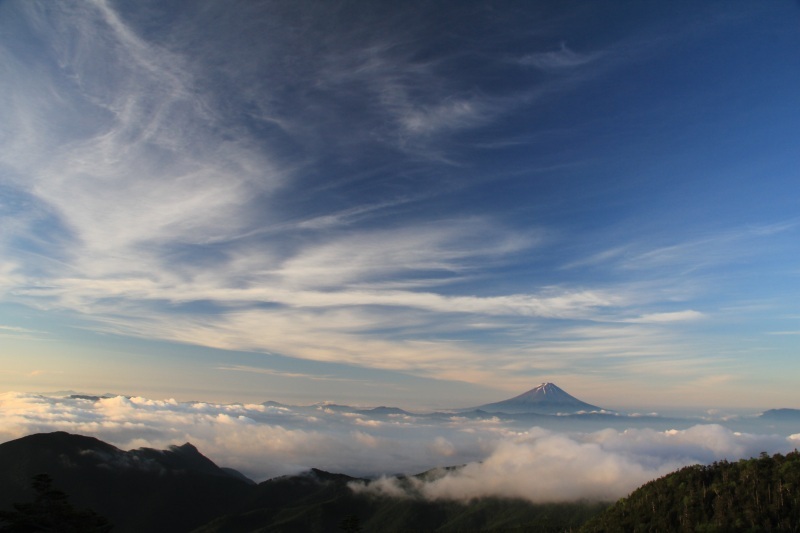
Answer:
[
  {"left": 474, "top": 382, "right": 604, "bottom": 415},
  {"left": 0, "top": 432, "right": 254, "bottom": 533},
  {"left": 581, "top": 451, "right": 800, "bottom": 532}
]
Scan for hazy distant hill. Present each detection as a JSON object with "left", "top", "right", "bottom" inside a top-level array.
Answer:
[
  {"left": 356, "top": 406, "right": 413, "bottom": 416},
  {"left": 760, "top": 408, "right": 800, "bottom": 421},
  {"left": 473, "top": 382, "right": 604, "bottom": 415}
]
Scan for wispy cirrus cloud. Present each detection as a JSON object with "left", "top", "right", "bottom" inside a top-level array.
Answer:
[
  {"left": 1, "top": 2, "right": 279, "bottom": 272},
  {"left": 620, "top": 223, "right": 798, "bottom": 274},
  {"left": 521, "top": 43, "right": 604, "bottom": 70},
  {"left": 563, "top": 222, "right": 799, "bottom": 276},
  {"left": 216, "top": 365, "right": 370, "bottom": 384}
]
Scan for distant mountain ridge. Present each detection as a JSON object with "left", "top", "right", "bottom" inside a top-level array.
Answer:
[{"left": 473, "top": 382, "right": 604, "bottom": 415}]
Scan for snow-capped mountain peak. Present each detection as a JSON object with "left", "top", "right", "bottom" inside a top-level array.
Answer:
[{"left": 472, "top": 383, "right": 603, "bottom": 415}]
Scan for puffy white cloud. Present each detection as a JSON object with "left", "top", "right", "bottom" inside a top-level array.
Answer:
[{"left": 353, "top": 425, "right": 793, "bottom": 503}]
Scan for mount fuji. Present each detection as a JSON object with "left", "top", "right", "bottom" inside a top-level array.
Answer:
[{"left": 472, "top": 383, "right": 604, "bottom": 415}]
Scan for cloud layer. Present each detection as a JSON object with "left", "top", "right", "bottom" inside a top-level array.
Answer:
[{"left": 1, "top": 392, "right": 795, "bottom": 503}]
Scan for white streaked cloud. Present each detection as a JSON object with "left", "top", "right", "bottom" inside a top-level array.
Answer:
[
  {"left": 0, "top": 325, "right": 39, "bottom": 335},
  {"left": 626, "top": 310, "right": 705, "bottom": 323}
]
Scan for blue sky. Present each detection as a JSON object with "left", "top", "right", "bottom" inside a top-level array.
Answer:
[{"left": 1, "top": 0, "right": 799, "bottom": 410}]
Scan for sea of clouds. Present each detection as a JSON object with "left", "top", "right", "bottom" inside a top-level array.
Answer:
[{"left": 1, "top": 392, "right": 797, "bottom": 503}]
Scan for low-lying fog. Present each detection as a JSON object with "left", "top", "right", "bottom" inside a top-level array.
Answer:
[{"left": 2, "top": 392, "right": 798, "bottom": 503}]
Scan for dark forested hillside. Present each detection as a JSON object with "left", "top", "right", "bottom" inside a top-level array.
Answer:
[
  {"left": 193, "top": 468, "right": 607, "bottom": 533},
  {"left": 581, "top": 451, "right": 800, "bottom": 532}
]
